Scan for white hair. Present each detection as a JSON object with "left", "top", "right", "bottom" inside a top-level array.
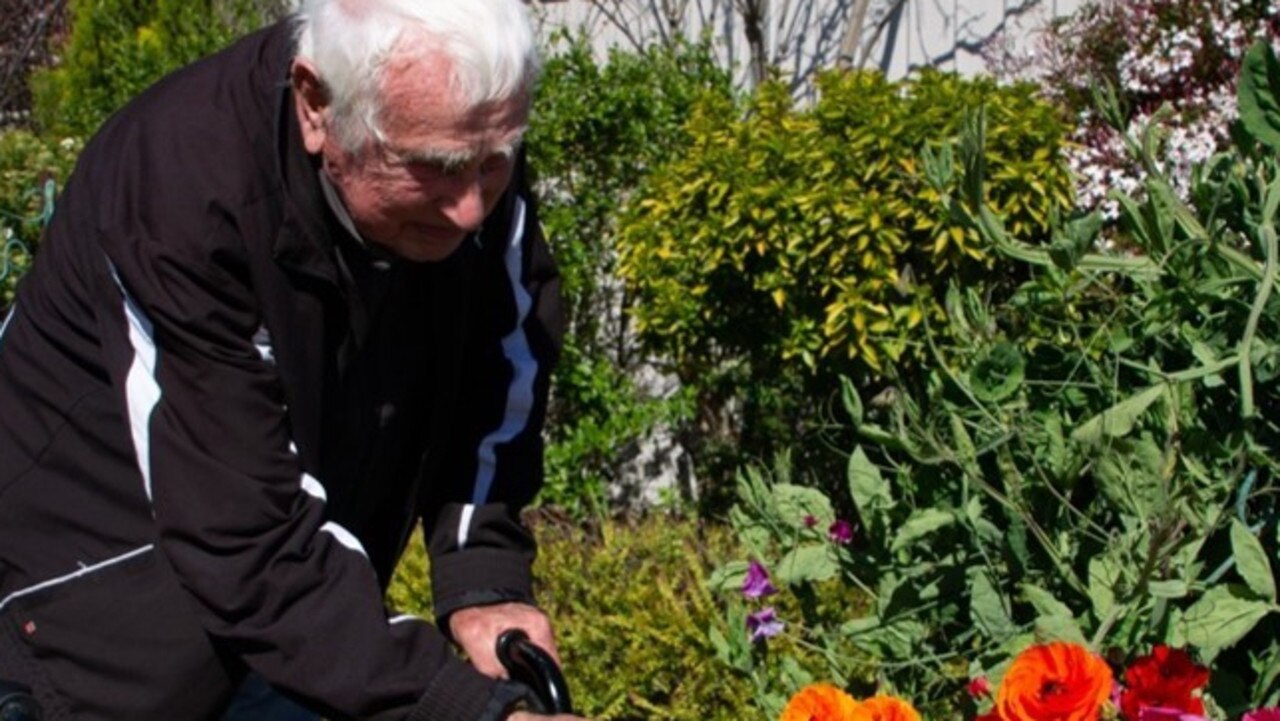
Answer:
[{"left": 294, "top": 0, "right": 540, "bottom": 152}]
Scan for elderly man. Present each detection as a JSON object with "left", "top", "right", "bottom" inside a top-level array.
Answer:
[{"left": 0, "top": 1, "right": 583, "bottom": 720}]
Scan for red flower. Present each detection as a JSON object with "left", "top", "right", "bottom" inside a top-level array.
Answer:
[{"left": 1120, "top": 646, "right": 1209, "bottom": 721}]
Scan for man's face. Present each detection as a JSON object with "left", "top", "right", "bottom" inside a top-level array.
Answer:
[{"left": 314, "top": 55, "right": 528, "bottom": 263}]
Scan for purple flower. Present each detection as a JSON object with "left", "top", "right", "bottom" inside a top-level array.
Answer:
[
  {"left": 1139, "top": 708, "right": 1208, "bottom": 721},
  {"left": 741, "top": 560, "right": 777, "bottom": 599},
  {"left": 746, "top": 606, "right": 784, "bottom": 642},
  {"left": 828, "top": 519, "right": 853, "bottom": 545},
  {"left": 802, "top": 514, "right": 818, "bottom": 528},
  {"left": 1244, "top": 710, "right": 1280, "bottom": 721}
]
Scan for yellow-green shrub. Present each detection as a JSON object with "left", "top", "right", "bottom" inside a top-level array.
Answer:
[
  {"left": 389, "top": 514, "right": 853, "bottom": 719},
  {"left": 616, "top": 70, "right": 1074, "bottom": 497},
  {"left": 620, "top": 69, "right": 1072, "bottom": 375}
]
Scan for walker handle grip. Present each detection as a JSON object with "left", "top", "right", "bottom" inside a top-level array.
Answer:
[
  {"left": 0, "top": 679, "right": 42, "bottom": 721},
  {"left": 495, "top": 629, "right": 574, "bottom": 714}
]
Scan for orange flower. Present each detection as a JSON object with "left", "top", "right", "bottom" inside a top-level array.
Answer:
[
  {"left": 780, "top": 684, "right": 860, "bottom": 721},
  {"left": 996, "top": 642, "right": 1114, "bottom": 721},
  {"left": 850, "top": 694, "right": 923, "bottom": 721}
]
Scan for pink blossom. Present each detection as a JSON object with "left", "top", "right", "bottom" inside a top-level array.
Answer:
[
  {"left": 1138, "top": 707, "right": 1207, "bottom": 721},
  {"left": 827, "top": 519, "right": 853, "bottom": 545},
  {"left": 741, "top": 560, "right": 777, "bottom": 599},
  {"left": 967, "top": 676, "right": 992, "bottom": 698},
  {"left": 746, "top": 606, "right": 784, "bottom": 642}
]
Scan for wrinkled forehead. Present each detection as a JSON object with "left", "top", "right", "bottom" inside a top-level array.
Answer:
[
  {"left": 377, "top": 50, "right": 528, "bottom": 127},
  {"left": 372, "top": 54, "right": 528, "bottom": 162}
]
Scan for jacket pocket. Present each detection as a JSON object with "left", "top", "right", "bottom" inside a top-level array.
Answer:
[{"left": 2, "top": 547, "right": 236, "bottom": 721}]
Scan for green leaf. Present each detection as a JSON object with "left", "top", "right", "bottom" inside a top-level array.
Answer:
[
  {"left": 708, "top": 623, "right": 731, "bottom": 665},
  {"left": 1240, "top": 41, "right": 1280, "bottom": 152},
  {"left": 707, "top": 560, "right": 751, "bottom": 594},
  {"left": 1071, "top": 384, "right": 1167, "bottom": 443},
  {"left": 848, "top": 445, "right": 893, "bottom": 526},
  {"left": 840, "top": 375, "right": 863, "bottom": 429},
  {"left": 1180, "top": 585, "right": 1276, "bottom": 655},
  {"left": 1088, "top": 555, "right": 1121, "bottom": 619},
  {"left": 1149, "top": 580, "right": 1189, "bottom": 599},
  {"left": 969, "top": 566, "right": 1017, "bottom": 640},
  {"left": 969, "top": 342, "right": 1026, "bottom": 402},
  {"left": 1022, "top": 583, "right": 1075, "bottom": 620},
  {"left": 727, "top": 507, "right": 771, "bottom": 556},
  {"left": 1048, "top": 213, "right": 1101, "bottom": 271},
  {"left": 775, "top": 544, "right": 840, "bottom": 585},
  {"left": 945, "top": 283, "right": 975, "bottom": 342},
  {"left": 890, "top": 508, "right": 956, "bottom": 553},
  {"left": 1023, "top": 581, "right": 1089, "bottom": 644},
  {"left": 771, "top": 483, "right": 834, "bottom": 526},
  {"left": 1094, "top": 435, "right": 1167, "bottom": 518},
  {"left": 840, "top": 615, "right": 929, "bottom": 660},
  {"left": 1231, "top": 519, "right": 1277, "bottom": 602},
  {"left": 1034, "top": 613, "right": 1088, "bottom": 645},
  {"left": 951, "top": 414, "right": 977, "bottom": 466}
]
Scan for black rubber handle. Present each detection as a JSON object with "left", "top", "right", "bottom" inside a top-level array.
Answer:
[
  {"left": 495, "top": 629, "right": 573, "bottom": 715},
  {"left": 0, "top": 680, "right": 42, "bottom": 721}
]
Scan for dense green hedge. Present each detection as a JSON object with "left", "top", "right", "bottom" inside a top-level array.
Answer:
[
  {"left": 617, "top": 69, "right": 1075, "bottom": 502},
  {"left": 30, "top": 0, "right": 278, "bottom": 137}
]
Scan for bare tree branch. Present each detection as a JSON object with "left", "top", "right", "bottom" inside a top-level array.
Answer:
[
  {"left": 837, "top": 0, "right": 871, "bottom": 68},
  {"left": 857, "top": 0, "right": 909, "bottom": 70},
  {"left": 914, "top": 0, "right": 1046, "bottom": 71}
]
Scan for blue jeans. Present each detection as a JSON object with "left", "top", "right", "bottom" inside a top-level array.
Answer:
[{"left": 220, "top": 673, "right": 319, "bottom": 721}]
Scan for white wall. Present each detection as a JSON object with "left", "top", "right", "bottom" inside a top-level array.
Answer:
[{"left": 530, "top": 0, "right": 1085, "bottom": 88}]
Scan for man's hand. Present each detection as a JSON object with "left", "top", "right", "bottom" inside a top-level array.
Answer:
[{"left": 448, "top": 601, "right": 561, "bottom": 679}]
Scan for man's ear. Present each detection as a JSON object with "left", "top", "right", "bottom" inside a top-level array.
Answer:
[{"left": 290, "top": 58, "right": 329, "bottom": 154}]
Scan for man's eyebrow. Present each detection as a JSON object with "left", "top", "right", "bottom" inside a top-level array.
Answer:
[{"left": 390, "top": 134, "right": 525, "bottom": 171}]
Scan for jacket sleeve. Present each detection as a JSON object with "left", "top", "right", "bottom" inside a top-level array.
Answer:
[
  {"left": 86, "top": 124, "right": 525, "bottom": 721},
  {"left": 419, "top": 160, "right": 565, "bottom": 625}
]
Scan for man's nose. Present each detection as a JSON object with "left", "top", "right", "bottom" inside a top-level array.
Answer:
[{"left": 439, "top": 174, "right": 487, "bottom": 232}]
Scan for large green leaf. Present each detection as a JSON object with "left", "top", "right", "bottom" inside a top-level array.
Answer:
[
  {"left": 771, "top": 483, "right": 834, "bottom": 527},
  {"left": 1231, "top": 519, "right": 1277, "bottom": 602},
  {"left": 848, "top": 445, "right": 893, "bottom": 526},
  {"left": 775, "top": 544, "right": 839, "bottom": 585},
  {"left": 1072, "top": 384, "right": 1167, "bottom": 443},
  {"left": 707, "top": 560, "right": 751, "bottom": 593},
  {"left": 1022, "top": 583, "right": 1076, "bottom": 620},
  {"left": 1240, "top": 41, "right": 1280, "bottom": 152},
  {"left": 890, "top": 508, "right": 956, "bottom": 553},
  {"left": 840, "top": 375, "right": 863, "bottom": 429},
  {"left": 1093, "top": 435, "right": 1166, "bottom": 518},
  {"left": 1180, "top": 585, "right": 1276, "bottom": 656},
  {"left": 840, "top": 615, "right": 929, "bottom": 660},
  {"left": 1021, "top": 583, "right": 1087, "bottom": 643},
  {"left": 969, "top": 566, "right": 1017, "bottom": 640},
  {"left": 1088, "top": 554, "right": 1122, "bottom": 620},
  {"left": 969, "top": 342, "right": 1026, "bottom": 402}
]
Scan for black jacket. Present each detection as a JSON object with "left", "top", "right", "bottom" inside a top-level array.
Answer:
[{"left": 0, "top": 18, "right": 562, "bottom": 721}]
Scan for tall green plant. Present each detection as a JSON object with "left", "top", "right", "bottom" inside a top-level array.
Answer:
[
  {"left": 30, "top": 0, "right": 280, "bottom": 137},
  {"left": 710, "top": 42, "right": 1280, "bottom": 719}
]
